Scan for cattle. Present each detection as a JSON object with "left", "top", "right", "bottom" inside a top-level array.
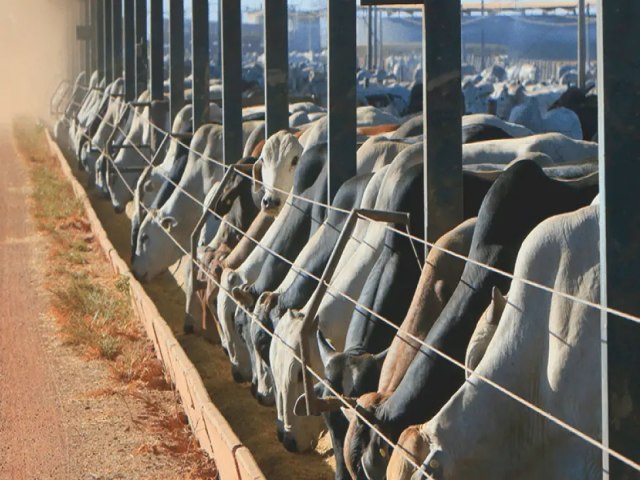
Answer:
[
  {"left": 107, "top": 99, "right": 171, "bottom": 213},
  {"left": 54, "top": 71, "right": 89, "bottom": 151},
  {"left": 389, "top": 204, "right": 602, "bottom": 480},
  {"left": 549, "top": 87, "right": 598, "bottom": 141},
  {"left": 242, "top": 172, "right": 375, "bottom": 405},
  {"left": 95, "top": 90, "right": 152, "bottom": 198},
  {"left": 268, "top": 145, "right": 433, "bottom": 454},
  {"left": 71, "top": 72, "right": 107, "bottom": 159},
  {"left": 79, "top": 78, "right": 126, "bottom": 177},
  {"left": 391, "top": 114, "right": 532, "bottom": 144},
  {"left": 184, "top": 157, "right": 262, "bottom": 335},
  {"left": 508, "top": 97, "right": 583, "bottom": 140},
  {"left": 492, "top": 83, "right": 565, "bottom": 121},
  {"left": 343, "top": 160, "right": 599, "bottom": 479},
  {"left": 219, "top": 124, "right": 402, "bottom": 385},
  {"left": 131, "top": 123, "right": 225, "bottom": 281},
  {"left": 215, "top": 131, "right": 309, "bottom": 382},
  {"left": 463, "top": 133, "right": 597, "bottom": 166},
  {"left": 129, "top": 104, "right": 208, "bottom": 259}
]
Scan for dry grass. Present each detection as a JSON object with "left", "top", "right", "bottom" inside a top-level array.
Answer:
[{"left": 13, "top": 118, "right": 218, "bottom": 480}]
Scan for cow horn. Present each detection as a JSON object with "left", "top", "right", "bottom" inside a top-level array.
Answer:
[
  {"left": 252, "top": 158, "right": 263, "bottom": 193},
  {"left": 373, "top": 348, "right": 389, "bottom": 371},
  {"left": 317, "top": 329, "right": 337, "bottom": 366}
]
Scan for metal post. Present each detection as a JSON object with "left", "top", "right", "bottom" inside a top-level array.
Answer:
[
  {"left": 221, "top": 0, "right": 243, "bottom": 164},
  {"left": 112, "top": 0, "right": 123, "bottom": 80},
  {"left": 149, "top": 0, "right": 165, "bottom": 151},
  {"left": 94, "top": 0, "right": 103, "bottom": 76},
  {"left": 191, "top": 0, "right": 210, "bottom": 131},
  {"left": 372, "top": 6, "right": 378, "bottom": 68},
  {"left": 84, "top": 0, "right": 92, "bottom": 75},
  {"left": 577, "top": 0, "right": 586, "bottom": 88},
  {"left": 135, "top": 0, "right": 148, "bottom": 97},
  {"left": 124, "top": 0, "right": 136, "bottom": 100},
  {"left": 422, "top": 0, "right": 463, "bottom": 245},
  {"left": 169, "top": 0, "right": 185, "bottom": 122},
  {"left": 327, "top": 0, "right": 357, "bottom": 201},
  {"left": 597, "top": 1, "right": 640, "bottom": 478},
  {"left": 103, "top": 0, "right": 113, "bottom": 83},
  {"left": 367, "top": 6, "right": 373, "bottom": 71},
  {"left": 481, "top": 0, "right": 485, "bottom": 70},
  {"left": 264, "top": 0, "right": 289, "bottom": 137},
  {"left": 379, "top": 7, "right": 383, "bottom": 70},
  {"left": 149, "top": 0, "right": 164, "bottom": 100}
]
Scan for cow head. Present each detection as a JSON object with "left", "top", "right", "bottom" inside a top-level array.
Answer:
[
  {"left": 386, "top": 425, "right": 432, "bottom": 480},
  {"left": 252, "top": 131, "right": 303, "bottom": 216},
  {"left": 492, "top": 83, "right": 525, "bottom": 120},
  {"left": 270, "top": 310, "right": 325, "bottom": 453},
  {"left": 319, "top": 330, "right": 386, "bottom": 409},
  {"left": 216, "top": 270, "right": 253, "bottom": 382},
  {"left": 343, "top": 392, "right": 392, "bottom": 480},
  {"left": 465, "top": 286, "right": 507, "bottom": 379},
  {"left": 246, "top": 292, "right": 282, "bottom": 406},
  {"left": 131, "top": 211, "right": 181, "bottom": 282}
]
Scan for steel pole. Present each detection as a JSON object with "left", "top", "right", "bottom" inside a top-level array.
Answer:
[
  {"left": 169, "top": 0, "right": 185, "bottom": 122},
  {"left": 422, "top": 0, "right": 463, "bottom": 246},
  {"left": 597, "top": 1, "right": 640, "bottom": 478},
  {"left": 191, "top": 0, "right": 210, "bottom": 131}
]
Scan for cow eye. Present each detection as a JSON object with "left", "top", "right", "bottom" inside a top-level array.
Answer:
[
  {"left": 291, "top": 155, "right": 299, "bottom": 167},
  {"left": 297, "top": 369, "right": 304, "bottom": 383}
]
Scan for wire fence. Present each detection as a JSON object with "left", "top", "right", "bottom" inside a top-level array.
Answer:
[{"left": 65, "top": 87, "right": 640, "bottom": 478}]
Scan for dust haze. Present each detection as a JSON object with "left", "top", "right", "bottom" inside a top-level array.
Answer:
[{"left": 0, "top": 0, "right": 77, "bottom": 125}]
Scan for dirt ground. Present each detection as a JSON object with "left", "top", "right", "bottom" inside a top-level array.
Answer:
[{"left": 0, "top": 129, "right": 215, "bottom": 480}]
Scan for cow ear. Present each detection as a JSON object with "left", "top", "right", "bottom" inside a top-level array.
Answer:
[
  {"left": 232, "top": 286, "right": 255, "bottom": 309},
  {"left": 160, "top": 216, "right": 177, "bottom": 232},
  {"left": 341, "top": 406, "right": 356, "bottom": 423},
  {"left": 490, "top": 287, "right": 507, "bottom": 324},
  {"left": 317, "top": 329, "right": 337, "bottom": 366},
  {"left": 252, "top": 158, "right": 263, "bottom": 193},
  {"left": 433, "top": 280, "right": 450, "bottom": 305}
]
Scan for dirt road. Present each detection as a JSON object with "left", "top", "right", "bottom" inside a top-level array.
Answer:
[
  {"left": 0, "top": 131, "right": 70, "bottom": 479},
  {"left": 0, "top": 129, "right": 216, "bottom": 480}
]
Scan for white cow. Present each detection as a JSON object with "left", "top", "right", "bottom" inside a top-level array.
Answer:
[
  {"left": 248, "top": 138, "right": 412, "bottom": 404},
  {"left": 79, "top": 78, "right": 126, "bottom": 177},
  {"left": 216, "top": 131, "right": 306, "bottom": 379},
  {"left": 108, "top": 96, "right": 171, "bottom": 212},
  {"left": 509, "top": 98, "right": 583, "bottom": 140},
  {"left": 389, "top": 204, "right": 602, "bottom": 480},
  {"left": 270, "top": 143, "right": 425, "bottom": 452},
  {"left": 463, "top": 133, "right": 597, "bottom": 166},
  {"left": 131, "top": 124, "right": 224, "bottom": 281}
]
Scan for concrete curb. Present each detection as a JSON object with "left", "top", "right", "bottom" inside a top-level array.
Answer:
[{"left": 45, "top": 131, "right": 265, "bottom": 480}]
